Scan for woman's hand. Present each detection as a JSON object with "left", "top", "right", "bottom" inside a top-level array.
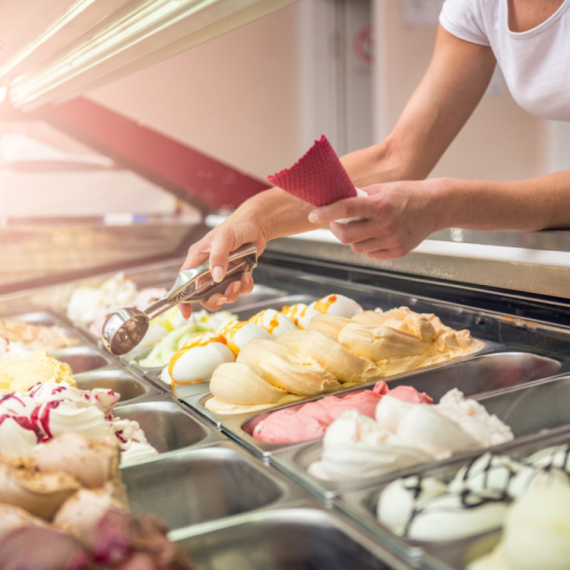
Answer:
[
  {"left": 178, "top": 214, "right": 269, "bottom": 318},
  {"left": 308, "top": 179, "right": 447, "bottom": 260},
  {"left": 178, "top": 188, "right": 319, "bottom": 319}
]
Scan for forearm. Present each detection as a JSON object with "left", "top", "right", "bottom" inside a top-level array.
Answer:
[
  {"left": 439, "top": 171, "right": 570, "bottom": 231},
  {"left": 231, "top": 187, "right": 320, "bottom": 241},
  {"left": 340, "top": 27, "right": 496, "bottom": 188}
]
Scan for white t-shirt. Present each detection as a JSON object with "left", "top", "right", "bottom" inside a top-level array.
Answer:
[{"left": 440, "top": 0, "right": 570, "bottom": 121}]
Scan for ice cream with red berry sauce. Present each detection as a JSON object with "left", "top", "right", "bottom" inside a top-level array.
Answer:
[{"left": 0, "top": 382, "right": 157, "bottom": 464}]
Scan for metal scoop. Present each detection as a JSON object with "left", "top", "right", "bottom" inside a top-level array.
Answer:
[{"left": 101, "top": 244, "right": 258, "bottom": 355}]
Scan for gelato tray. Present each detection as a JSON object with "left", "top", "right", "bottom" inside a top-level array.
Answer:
[
  {"left": 173, "top": 504, "right": 413, "bottom": 570},
  {"left": 268, "top": 372, "right": 570, "bottom": 498},
  {"left": 74, "top": 368, "right": 159, "bottom": 404},
  {"left": 3, "top": 257, "right": 570, "bottom": 568},
  {"left": 122, "top": 441, "right": 308, "bottom": 532},
  {"left": 115, "top": 394, "right": 224, "bottom": 460},
  {"left": 334, "top": 428, "right": 570, "bottom": 569}
]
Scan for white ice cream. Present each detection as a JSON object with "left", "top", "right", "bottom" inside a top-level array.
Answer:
[{"left": 310, "top": 294, "right": 363, "bottom": 318}]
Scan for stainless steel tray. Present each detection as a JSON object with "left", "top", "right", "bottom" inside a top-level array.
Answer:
[
  {"left": 196, "top": 350, "right": 563, "bottom": 457},
  {"left": 268, "top": 373, "right": 570, "bottom": 499},
  {"left": 50, "top": 345, "right": 116, "bottom": 374},
  {"left": 114, "top": 394, "right": 224, "bottom": 462},
  {"left": 173, "top": 504, "right": 416, "bottom": 570},
  {"left": 122, "top": 440, "right": 309, "bottom": 532},
  {"left": 74, "top": 368, "right": 159, "bottom": 404},
  {"left": 334, "top": 428, "right": 570, "bottom": 569}
]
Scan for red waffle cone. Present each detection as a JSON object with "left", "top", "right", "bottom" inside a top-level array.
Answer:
[{"left": 267, "top": 135, "right": 356, "bottom": 207}]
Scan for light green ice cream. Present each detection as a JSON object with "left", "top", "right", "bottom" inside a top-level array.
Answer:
[{"left": 138, "top": 309, "right": 237, "bottom": 368}]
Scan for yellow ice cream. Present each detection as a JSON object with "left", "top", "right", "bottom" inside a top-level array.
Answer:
[
  {"left": 343, "top": 307, "right": 483, "bottom": 376},
  {"left": 0, "top": 352, "right": 75, "bottom": 394},
  {"left": 206, "top": 304, "right": 483, "bottom": 415}
]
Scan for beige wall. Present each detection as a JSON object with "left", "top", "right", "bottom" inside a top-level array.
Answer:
[
  {"left": 374, "top": 0, "right": 547, "bottom": 182},
  {"left": 87, "top": 5, "right": 300, "bottom": 182},
  {"left": 88, "top": 0, "right": 548, "bottom": 188}
]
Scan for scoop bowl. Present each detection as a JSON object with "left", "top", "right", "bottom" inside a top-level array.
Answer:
[{"left": 102, "top": 307, "right": 150, "bottom": 356}]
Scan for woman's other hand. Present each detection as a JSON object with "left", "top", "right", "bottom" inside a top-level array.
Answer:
[{"left": 309, "top": 179, "right": 448, "bottom": 259}]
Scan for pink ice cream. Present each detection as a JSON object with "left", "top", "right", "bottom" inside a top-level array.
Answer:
[{"left": 252, "top": 381, "right": 433, "bottom": 444}]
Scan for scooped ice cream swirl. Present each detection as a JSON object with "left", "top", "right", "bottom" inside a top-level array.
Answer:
[{"left": 206, "top": 299, "right": 482, "bottom": 415}]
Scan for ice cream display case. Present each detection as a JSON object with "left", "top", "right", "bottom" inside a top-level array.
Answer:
[
  {"left": 3, "top": 228, "right": 570, "bottom": 568},
  {"left": 4, "top": 2, "right": 570, "bottom": 569}
]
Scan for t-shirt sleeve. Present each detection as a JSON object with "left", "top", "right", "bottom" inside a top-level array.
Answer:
[{"left": 439, "top": 0, "right": 490, "bottom": 46}]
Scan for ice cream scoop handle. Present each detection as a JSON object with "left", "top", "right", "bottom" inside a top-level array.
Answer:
[{"left": 141, "top": 243, "right": 258, "bottom": 319}]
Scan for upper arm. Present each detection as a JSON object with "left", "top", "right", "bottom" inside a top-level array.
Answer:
[{"left": 391, "top": 24, "right": 497, "bottom": 179}]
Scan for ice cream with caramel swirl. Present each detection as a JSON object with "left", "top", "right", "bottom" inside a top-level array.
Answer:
[{"left": 206, "top": 301, "right": 483, "bottom": 415}]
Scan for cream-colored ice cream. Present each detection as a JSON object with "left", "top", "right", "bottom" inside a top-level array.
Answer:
[
  {"left": 277, "top": 329, "right": 383, "bottom": 384},
  {"left": 467, "top": 486, "right": 570, "bottom": 570},
  {"left": 339, "top": 307, "right": 483, "bottom": 376},
  {"left": 54, "top": 486, "right": 126, "bottom": 535},
  {"left": 35, "top": 433, "right": 120, "bottom": 489},
  {"left": 0, "top": 352, "right": 75, "bottom": 394},
  {"left": 0, "top": 456, "right": 81, "bottom": 520},
  {"left": 0, "top": 320, "right": 78, "bottom": 351},
  {"left": 207, "top": 362, "right": 291, "bottom": 406},
  {"left": 206, "top": 338, "right": 341, "bottom": 415},
  {"left": 0, "top": 504, "right": 47, "bottom": 540},
  {"left": 236, "top": 339, "right": 340, "bottom": 396},
  {"left": 207, "top": 302, "right": 482, "bottom": 416},
  {"left": 307, "top": 314, "right": 352, "bottom": 338},
  {"left": 339, "top": 322, "right": 434, "bottom": 361}
]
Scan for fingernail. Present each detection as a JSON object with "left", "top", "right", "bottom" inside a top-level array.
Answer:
[
  {"left": 216, "top": 296, "right": 228, "bottom": 307},
  {"left": 232, "top": 281, "right": 241, "bottom": 295},
  {"left": 212, "top": 266, "right": 224, "bottom": 283},
  {"left": 308, "top": 212, "right": 319, "bottom": 223}
]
